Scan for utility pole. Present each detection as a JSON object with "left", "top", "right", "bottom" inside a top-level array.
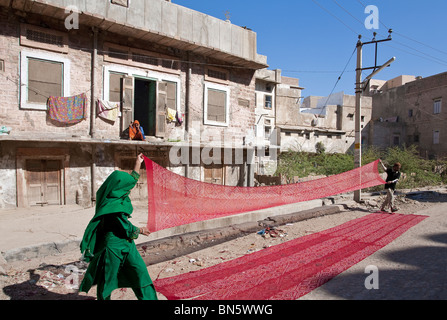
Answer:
[
  {"left": 354, "top": 36, "right": 363, "bottom": 203},
  {"left": 354, "top": 31, "right": 394, "bottom": 203}
]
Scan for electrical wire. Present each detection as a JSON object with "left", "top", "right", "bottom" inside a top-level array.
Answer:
[
  {"left": 315, "top": 46, "right": 357, "bottom": 117},
  {"left": 311, "top": 0, "right": 360, "bottom": 36},
  {"left": 355, "top": 0, "right": 447, "bottom": 64}
]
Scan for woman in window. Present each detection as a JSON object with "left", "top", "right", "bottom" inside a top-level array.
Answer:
[{"left": 79, "top": 154, "right": 157, "bottom": 300}]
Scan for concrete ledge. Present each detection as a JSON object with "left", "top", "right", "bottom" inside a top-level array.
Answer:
[
  {"left": 2, "top": 240, "right": 80, "bottom": 263},
  {"left": 138, "top": 205, "right": 342, "bottom": 266},
  {"left": 143, "top": 199, "right": 324, "bottom": 242}
]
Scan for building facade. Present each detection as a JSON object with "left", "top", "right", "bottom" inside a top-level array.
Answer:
[
  {"left": 369, "top": 72, "right": 447, "bottom": 159},
  {"left": 280, "top": 92, "right": 372, "bottom": 154},
  {"left": 0, "top": 0, "right": 268, "bottom": 208}
]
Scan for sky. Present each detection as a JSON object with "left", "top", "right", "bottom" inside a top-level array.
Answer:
[{"left": 173, "top": 0, "right": 447, "bottom": 98}]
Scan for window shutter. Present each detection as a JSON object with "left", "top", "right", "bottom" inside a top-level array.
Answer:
[
  {"left": 120, "top": 76, "right": 134, "bottom": 135},
  {"left": 156, "top": 81, "right": 167, "bottom": 138}
]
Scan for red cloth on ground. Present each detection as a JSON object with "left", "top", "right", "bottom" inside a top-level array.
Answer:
[{"left": 154, "top": 213, "right": 427, "bottom": 300}]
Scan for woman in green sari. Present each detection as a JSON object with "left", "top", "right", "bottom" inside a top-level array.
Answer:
[{"left": 79, "top": 154, "right": 157, "bottom": 300}]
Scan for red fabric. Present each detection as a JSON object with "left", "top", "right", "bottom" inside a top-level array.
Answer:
[
  {"left": 153, "top": 213, "right": 427, "bottom": 300},
  {"left": 144, "top": 157, "right": 386, "bottom": 232}
]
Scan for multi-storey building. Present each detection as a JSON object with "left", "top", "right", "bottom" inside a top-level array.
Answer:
[
  {"left": 368, "top": 72, "right": 446, "bottom": 159},
  {"left": 0, "top": 0, "right": 268, "bottom": 208}
]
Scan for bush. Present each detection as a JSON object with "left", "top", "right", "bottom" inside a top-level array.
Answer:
[
  {"left": 275, "top": 145, "right": 447, "bottom": 189},
  {"left": 382, "top": 145, "right": 446, "bottom": 188}
]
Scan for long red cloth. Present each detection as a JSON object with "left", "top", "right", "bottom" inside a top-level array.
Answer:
[
  {"left": 144, "top": 157, "right": 386, "bottom": 232},
  {"left": 153, "top": 213, "right": 428, "bottom": 300}
]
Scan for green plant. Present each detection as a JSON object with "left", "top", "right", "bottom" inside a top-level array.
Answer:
[{"left": 275, "top": 145, "right": 447, "bottom": 189}]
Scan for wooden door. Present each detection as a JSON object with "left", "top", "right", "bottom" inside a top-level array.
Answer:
[
  {"left": 204, "top": 165, "right": 224, "bottom": 185},
  {"left": 26, "top": 159, "right": 62, "bottom": 206}
]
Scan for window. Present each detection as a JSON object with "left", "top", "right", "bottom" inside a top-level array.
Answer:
[
  {"left": 434, "top": 99, "right": 441, "bottom": 114},
  {"left": 414, "top": 134, "right": 419, "bottom": 143},
  {"left": 433, "top": 130, "right": 440, "bottom": 145},
  {"left": 104, "top": 43, "right": 180, "bottom": 75},
  {"left": 205, "top": 67, "right": 229, "bottom": 85},
  {"left": 28, "top": 58, "right": 63, "bottom": 104},
  {"left": 264, "top": 126, "right": 271, "bottom": 140},
  {"left": 408, "top": 109, "right": 413, "bottom": 117},
  {"left": 264, "top": 95, "right": 272, "bottom": 109},
  {"left": 204, "top": 82, "right": 230, "bottom": 127},
  {"left": 20, "top": 51, "right": 70, "bottom": 110},
  {"left": 393, "top": 135, "right": 400, "bottom": 146},
  {"left": 20, "top": 24, "right": 68, "bottom": 54}
]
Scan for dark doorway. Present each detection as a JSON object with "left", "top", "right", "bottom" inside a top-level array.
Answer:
[{"left": 134, "top": 78, "right": 157, "bottom": 137}]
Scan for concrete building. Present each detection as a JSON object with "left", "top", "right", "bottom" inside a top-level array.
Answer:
[
  {"left": 0, "top": 0, "right": 268, "bottom": 208},
  {"left": 369, "top": 72, "right": 447, "bottom": 159},
  {"left": 253, "top": 69, "right": 308, "bottom": 177},
  {"left": 253, "top": 69, "right": 281, "bottom": 176},
  {"left": 279, "top": 92, "right": 372, "bottom": 154}
]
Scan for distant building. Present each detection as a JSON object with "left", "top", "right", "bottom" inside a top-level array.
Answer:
[
  {"left": 279, "top": 92, "right": 372, "bottom": 154},
  {"left": 369, "top": 72, "right": 447, "bottom": 159}
]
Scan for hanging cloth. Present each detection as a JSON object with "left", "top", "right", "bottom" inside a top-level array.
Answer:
[
  {"left": 97, "top": 100, "right": 119, "bottom": 122},
  {"left": 48, "top": 93, "right": 87, "bottom": 124}
]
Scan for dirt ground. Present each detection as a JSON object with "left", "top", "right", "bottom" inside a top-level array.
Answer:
[{"left": 1, "top": 188, "right": 446, "bottom": 300}]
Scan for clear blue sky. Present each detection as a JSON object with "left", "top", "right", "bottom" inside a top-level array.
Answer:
[{"left": 173, "top": 0, "right": 447, "bottom": 97}]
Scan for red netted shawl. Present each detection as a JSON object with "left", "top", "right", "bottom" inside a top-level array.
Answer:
[{"left": 144, "top": 157, "right": 385, "bottom": 232}]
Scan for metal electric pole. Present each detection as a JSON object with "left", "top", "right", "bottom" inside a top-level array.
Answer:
[{"left": 354, "top": 31, "right": 395, "bottom": 203}]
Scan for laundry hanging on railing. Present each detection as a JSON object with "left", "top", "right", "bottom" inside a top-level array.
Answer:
[
  {"left": 97, "top": 100, "right": 119, "bottom": 123},
  {"left": 144, "top": 156, "right": 386, "bottom": 232},
  {"left": 47, "top": 93, "right": 87, "bottom": 124}
]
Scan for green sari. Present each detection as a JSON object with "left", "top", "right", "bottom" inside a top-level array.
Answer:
[{"left": 79, "top": 170, "right": 157, "bottom": 300}]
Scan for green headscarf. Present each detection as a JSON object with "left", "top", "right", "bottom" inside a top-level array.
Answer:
[{"left": 80, "top": 171, "right": 138, "bottom": 262}]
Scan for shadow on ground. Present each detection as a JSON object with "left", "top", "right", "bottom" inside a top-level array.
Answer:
[
  {"left": 2, "top": 262, "right": 93, "bottom": 300},
  {"left": 314, "top": 232, "right": 447, "bottom": 300}
]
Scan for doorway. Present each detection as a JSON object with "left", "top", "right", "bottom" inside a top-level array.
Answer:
[{"left": 134, "top": 78, "right": 157, "bottom": 137}]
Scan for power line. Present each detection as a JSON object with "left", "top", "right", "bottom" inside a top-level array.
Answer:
[
  {"left": 282, "top": 70, "right": 355, "bottom": 74},
  {"left": 394, "top": 31, "right": 447, "bottom": 57},
  {"left": 333, "top": 0, "right": 364, "bottom": 26},
  {"left": 316, "top": 46, "right": 357, "bottom": 117},
  {"left": 356, "top": 0, "right": 447, "bottom": 61},
  {"left": 311, "top": 0, "right": 360, "bottom": 36}
]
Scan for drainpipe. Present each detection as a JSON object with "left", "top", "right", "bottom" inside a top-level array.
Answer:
[
  {"left": 90, "top": 27, "right": 98, "bottom": 206},
  {"left": 90, "top": 27, "right": 98, "bottom": 138},
  {"left": 91, "top": 144, "right": 96, "bottom": 206},
  {"left": 184, "top": 52, "right": 191, "bottom": 178}
]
